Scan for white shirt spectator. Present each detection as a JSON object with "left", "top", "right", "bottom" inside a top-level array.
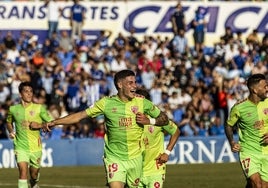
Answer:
[
  {"left": 149, "top": 84, "right": 162, "bottom": 105},
  {"left": 0, "top": 84, "right": 10, "bottom": 104},
  {"left": 141, "top": 69, "right": 155, "bottom": 90},
  {"left": 41, "top": 72, "right": 54, "bottom": 95},
  {"left": 110, "top": 57, "right": 127, "bottom": 72}
]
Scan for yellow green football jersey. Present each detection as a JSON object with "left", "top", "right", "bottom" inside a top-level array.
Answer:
[
  {"left": 86, "top": 95, "right": 161, "bottom": 160},
  {"left": 7, "top": 103, "right": 53, "bottom": 152},
  {"left": 227, "top": 98, "right": 268, "bottom": 154}
]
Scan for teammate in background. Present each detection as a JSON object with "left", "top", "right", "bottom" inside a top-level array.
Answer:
[
  {"left": 225, "top": 74, "right": 268, "bottom": 188},
  {"left": 6, "top": 82, "right": 53, "bottom": 188},
  {"left": 44, "top": 69, "right": 169, "bottom": 188},
  {"left": 135, "top": 88, "right": 180, "bottom": 188}
]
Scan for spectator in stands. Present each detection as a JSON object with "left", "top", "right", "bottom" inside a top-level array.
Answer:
[
  {"left": 41, "top": 70, "right": 54, "bottom": 103},
  {"left": 78, "top": 120, "right": 93, "bottom": 138},
  {"left": 3, "top": 31, "right": 16, "bottom": 50},
  {"left": 1, "top": 10, "right": 267, "bottom": 141},
  {"left": 141, "top": 63, "right": 156, "bottom": 90},
  {"left": 209, "top": 116, "right": 225, "bottom": 136},
  {"left": 44, "top": 0, "right": 62, "bottom": 39},
  {"left": 171, "top": 2, "right": 186, "bottom": 35},
  {"left": 149, "top": 81, "right": 162, "bottom": 106},
  {"left": 70, "top": 0, "right": 87, "bottom": 41},
  {"left": 171, "top": 29, "right": 188, "bottom": 58},
  {"left": 179, "top": 116, "right": 198, "bottom": 137},
  {"left": 32, "top": 49, "right": 45, "bottom": 69},
  {"left": 95, "top": 30, "right": 112, "bottom": 50},
  {"left": 16, "top": 30, "right": 31, "bottom": 51},
  {"left": 59, "top": 30, "right": 73, "bottom": 52},
  {"left": 246, "top": 29, "right": 260, "bottom": 46},
  {"left": 127, "top": 28, "right": 140, "bottom": 51},
  {"left": 192, "top": 7, "right": 208, "bottom": 57},
  {"left": 93, "top": 117, "right": 106, "bottom": 139},
  {"left": 49, "top": 32, "right": 60, "bottom": 52},
  {"left": 221, "top": 26, "right": 234, "bottom": 45},
  {"left": 65, "top": 76, "right": 80, "bottom": 112},
  {"left": 0, "top": 83, "right": 10, "bottom": 105},
  {"left": 113, "top": 32, "right": 127, "bottom": 50},
  {"left": 110, "top": 54, "right": 128, "bottom": 72}
]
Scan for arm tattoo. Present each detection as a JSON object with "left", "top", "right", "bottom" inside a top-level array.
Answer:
[
  {"left": 155, "top": 111, "right": 169, "bottom": 126},
  {"left": 224, "top": 123, "right": 234, "bottom": 145}
]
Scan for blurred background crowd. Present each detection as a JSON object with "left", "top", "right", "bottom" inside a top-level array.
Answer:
[{"left": 0, "top": 0, "right": 267, "bottom": 140}]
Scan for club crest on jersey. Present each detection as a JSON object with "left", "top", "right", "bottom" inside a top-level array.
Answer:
[
  {"left": 254, "top": 120, "right": 264, "bottom": 129},
  {"left": 131, "top": 106, "right": 138, "bottom": 114},
  {"left": 148, "top": 125, "right": 154, "bottom": 133},
  {"left": 29, "top": 110, "right": 35, "bottom": 116},
  {"left": 131, "top": 178, "right": 140, "bottom": 186},
  {"left": 263, "top": 108, "right": 268, "bottom": 115}
]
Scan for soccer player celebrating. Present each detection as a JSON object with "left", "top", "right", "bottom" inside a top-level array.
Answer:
[
  {"left": 135, "top": 88, "right": 180, "bottom": 188},
  {"left": 6, "top": 82, "right": 53, "bottom": 188},
  {"left": 225, "top": 73, "right": 268, "bottom": 188},
  {"left": 45, "top": 69, "right": 169, "bottom": 188}
]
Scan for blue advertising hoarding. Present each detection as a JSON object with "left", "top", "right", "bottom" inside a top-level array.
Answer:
[{"left": 0, "top": 136, "right": 238, "bottom": 168}]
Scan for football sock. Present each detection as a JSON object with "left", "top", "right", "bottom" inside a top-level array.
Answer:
[
  {"left": 18, "top": 179, "right": 28, "bottom": 188},
  {"left": 30, "top": 172, "right": 40, "bottom": 187}
]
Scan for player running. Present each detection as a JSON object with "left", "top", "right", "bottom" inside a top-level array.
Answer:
[
  {"left": 6, "top": 82, "right": 53, "bottom": 188},
  {"left": 44, "top": 69, "right": 169, "bottom": 188},
  {"left": 225, "top": 73, "right": 268, "bottom": 188}
]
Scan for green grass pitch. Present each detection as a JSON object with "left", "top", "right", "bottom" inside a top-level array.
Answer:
[{"left": 0, "top": 163, "right": 246, "bottom": 188}]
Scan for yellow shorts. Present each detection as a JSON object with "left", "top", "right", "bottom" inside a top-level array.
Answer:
[
  {"left": 240, "top": 151, "right": 268, "bottom": 182},
  {"left": 103, "top": 155, "right": 143, "bottom": 188},
  {"left": 139, "top": 174, "right": 165, "bottom": 188},
  {"left": 15, "top": 150, "right": 42, "bottom": 168}
]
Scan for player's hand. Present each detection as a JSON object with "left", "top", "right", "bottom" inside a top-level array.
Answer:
[
  {"left": 261, "top": 133, "right": 268, "bottom": 145},
  {"left": 41, "top": 122, "right": 52, "bottom": 133},
  {"left": 136, "top": 112, "right": 150, "bottom": 125},
  {"left": 230, "top": 141, "right": 241, "bottom": 153},
  {"left": 155, "top": 153, "right": 169, "bottom": 165},
  {"left": 9, "top": 132, "right": 16, "bottom": 139},
  {"left": 29, "top": 122, "right": 42, "bottom": 130}
]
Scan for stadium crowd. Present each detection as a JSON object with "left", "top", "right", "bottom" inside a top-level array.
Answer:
[{"left": 0, "top": 14, "right": 267, "bottom": 140}]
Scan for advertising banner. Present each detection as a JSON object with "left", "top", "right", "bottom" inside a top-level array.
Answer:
[
  {"left": 0, "top": 1, "right": 267, "bottom": 46},
  {"left": 0, "top": 136, "right": 238, "bottom": 168}
]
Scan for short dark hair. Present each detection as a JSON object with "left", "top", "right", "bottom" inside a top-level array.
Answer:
[
  {"left": 18, "top": 82, "right": 33, "bottom": 93},
  {"left": 136, "top": 88, "right": 151, "bottom": 100},
  {"left": 114, "top": 70, "right": 135, "bottom": 90},
  {"left": 247, "top": 74, "right": 266, "bottom": 91}
]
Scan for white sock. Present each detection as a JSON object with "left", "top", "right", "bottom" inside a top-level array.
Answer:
[{"left": 18, "top": 179, "right": 28, "bottom": 188}]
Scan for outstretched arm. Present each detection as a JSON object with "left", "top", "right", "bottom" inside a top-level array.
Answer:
[{"left": 48, "top": 111, "right": 88, "bottom": 128}]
